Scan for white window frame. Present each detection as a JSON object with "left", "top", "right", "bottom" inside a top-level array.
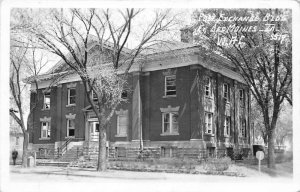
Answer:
[
  {"left": 205, "top": 77, "right": 212, "bottom": 97},
  {"left": 67, "top": 88, "right": 76, "bottom": 105},
  {"left": 67, "top": 119, "right": 75, "bottom": 137},
  {"left": 91, "top": 90, "right": 98, "bottom": 102},
  {"left": 224, "top": 116, "right": 230, "bottom": 136},
  {"left": 161, "top": 112, "right": 179, "bottom": 135},
  {"left": 115, "top": 109, "right": 128, "bottom": 137},
  {"left": 117, "top": 115, "right": 128, "bottom": 137},
  {"left": 205, "top": 112, "right": 213, "bottom": 134},
  {"left": 43, "top": 92, "right": 51, "bottom": 109},
  {"left": 165, "top": 75, "right": 176, "bottom": 96},
  {"left": 16, "top": 136, "right": 19, "bottom": 146},
  {"left": 239, "top": 89, "right": 245, "bottom": 107},
  {"left": 121, "top": 90, "right": 128, "bottom": 99},
  {"left": 223, "top": 83, "right": 229, "bottom": 103},
  {"left": 41, "top": 121, "right": 51, "bottom": 139},
  {"left": 239, "top": 119, "right": 246, "bottom": 137}
]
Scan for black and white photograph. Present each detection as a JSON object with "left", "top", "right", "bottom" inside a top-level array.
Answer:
[{"left": 0, "top": 1, "right": 299, "bottom": 192}]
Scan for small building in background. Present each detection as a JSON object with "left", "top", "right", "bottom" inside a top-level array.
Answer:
[{"left": 10, "top": 116, "right": 23, "bottom": 164}]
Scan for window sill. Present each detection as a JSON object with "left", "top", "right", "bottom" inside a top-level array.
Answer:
[
  {"left": 160, "top": 133, "right": 179, "bottom": 136},
  {"left": 224, "top": 135, "right": 230, "bottom": 138},
  {"left": 204, "top": 133, "right": 215, "bottom": 136},
  {"left": 41, "top": 108, "right": 50, "bottom": 111},
  {"left": 39, "top": 138, "right": 50, "bottom": 140},
  {"left": 66, "top": 104, "right": 76, "bottom": 107},
  {"left": 162, "top": 95, "right": 176, "bottom": 98},
  {"left": 65, "top": 136, "right": 75, "bottom": 139},
  {"left": 115, "top": 135, "right": 127, "bottom": 137}
]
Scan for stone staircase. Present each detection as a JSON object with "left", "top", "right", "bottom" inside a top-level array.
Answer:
[{"left": 57, "top": 145, "right": 84, "bottom": 162}]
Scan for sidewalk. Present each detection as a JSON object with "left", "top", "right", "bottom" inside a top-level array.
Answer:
[{"left": 10, "top": 165, "right": 169, "bottom": 180}]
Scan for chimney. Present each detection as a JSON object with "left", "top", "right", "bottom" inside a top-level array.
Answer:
[{"left": 180, "top": 27, "right": 194, "bottom": 44}]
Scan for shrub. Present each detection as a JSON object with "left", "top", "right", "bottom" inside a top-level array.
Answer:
[{"left": 203, "top": 157, "right": 231, "bottom": 172}]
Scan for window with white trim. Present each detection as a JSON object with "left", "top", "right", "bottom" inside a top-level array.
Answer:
[
  {"left": 239, "top": 89, "right": 245, "bottom": 107},
  {"left": 121, "top": 90, "right": 128, "bottom": 99},
  {"left": 223, "top": 83, "right": 229, "bottom": 103},
  {"left": 117, "top": 115, "right": 128, "bottom": 136},
  {"left": 205, "top": 77, "right": 212, "bottom": 97},
  {"left": 165, "top": 75, "right": 176, "bottom": 96},
  {"left": 224, "top": 116, "right": 230, "bottom": 136},
  {"left": 41, "top": 122, "right": 51, "bottom": 139},
  {"left": 162, "top": 112, "right": 179, "bottom": 134},
  {"left": 239, "top": 119, "right": 246, "bottom": 137},
  {"left": 43, "top": 92, "right": 50, "bottom": 109},
  {"left": 67, "top": 88, "right": 76, "bottom": 105},
  {"left": 16, "top": 136, "right": 19, "bottom": 145},
  {"left": 91, "top": 90, "right": 98, "bottom": 102},
  {"left": 205, "top": 112, "right": 213, "bottom": 134},
  {"left": 67, "top": 119, "right": 75, "bottom": 137}
]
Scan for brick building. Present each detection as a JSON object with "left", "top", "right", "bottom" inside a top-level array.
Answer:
[{"left": 27, "top": 31, "right": 252, "bottom": 160}]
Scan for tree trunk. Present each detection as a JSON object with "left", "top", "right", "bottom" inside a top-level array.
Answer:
[
  {"left": 22, "top": 131, "right": 29, "bottom": 168},
  {"left": 267, "top": 129, "right": 276, "bottom": 169},
  {"left": 97, "top": 128, "right": 107, "bottom": 171}
]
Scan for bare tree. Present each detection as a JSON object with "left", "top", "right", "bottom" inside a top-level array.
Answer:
[
  {"left": 193, "top": 9, "right": 292, "bottom": 168},
  {"left": 10, "top": 41, "right": 51, "bottom": 167},
  {"left": 10, "top": 9, "right": 63, "bottom": 167},
  {"left": 19, "top": 8, "right": 177, "bottom": 171}
]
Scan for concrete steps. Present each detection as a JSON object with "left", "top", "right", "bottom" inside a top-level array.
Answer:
[{"left": 57, "top": 146, "right": 84, "bottom": 162}]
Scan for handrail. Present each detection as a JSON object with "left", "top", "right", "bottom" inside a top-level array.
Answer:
[{"left": 58, "top": 137, "right": 72, "bottom": 157}]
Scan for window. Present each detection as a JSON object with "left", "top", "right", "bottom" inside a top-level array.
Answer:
[
  {"left": 41, "top": 122, "right": 51, "bottom": 139},
  {"left": 43, "top": 92, "right": 50, "bottom": 109},
  {"left": 67, "top": 88, "right": 76, "bottom": 105},
  {"left": 239, "top": 89, "right": 245, "bottom": 107},
  {"left": 224, "top": 116, "right": 230, "bottom": 136},
  {"left": 162, "top": 112, "right": 179, "bottom": 134},
  {"left": 16, "top": 136, "right": 19, "bottom": 145},
  {"left": 161, "top": 147, "right": 176, "bottom": 158},
  {"left": 121, "top": 90, "right": 128, "bottom": 99},
  {"left": 205, "top": 112, "right": 213, "bottom": 134},
  {"left": 240, "top": 119, "right": 246, "bottom": 137},
  {"left": 207, "top": 147, "right": 215, "bottom": 158},
  {"left": 91, "top": 90, "right": 98, "bottom": 102},
  {"left": 165, "top": 75, "right": 176, "bottom": 96},
  {"left": 117, "top": 115, "right": 128, "bottom": 136},
  {"left": 223, "top": 83, "right": 229, "bottom": 103},
  {"left": 67, "top": 119, "right": 75, "bottom": 137},
  {"left": 205, "top": 77, "right": 212, "bottom": 97}
]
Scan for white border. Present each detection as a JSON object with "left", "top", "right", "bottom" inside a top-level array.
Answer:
[{"left": 1, "top": 1, "right": 300, "bottom": 192}]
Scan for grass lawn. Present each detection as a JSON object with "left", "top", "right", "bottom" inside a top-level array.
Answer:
[{"left": 235, "top": 161, "right": 293, "bottom": 178}]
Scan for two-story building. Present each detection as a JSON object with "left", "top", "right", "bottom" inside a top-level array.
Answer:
[{"left": 27, "top": 30, "right": 252, "bottom": 160}]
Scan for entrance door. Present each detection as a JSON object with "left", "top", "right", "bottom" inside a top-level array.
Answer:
[{"left": 89, "top": 121, "right": 99, "bottom": 141}]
